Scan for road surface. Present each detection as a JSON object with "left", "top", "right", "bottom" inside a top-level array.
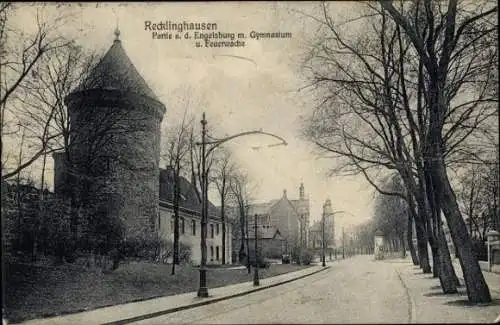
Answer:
[{"left": 133, "top": 255, "right": 410, "bottom": 324}]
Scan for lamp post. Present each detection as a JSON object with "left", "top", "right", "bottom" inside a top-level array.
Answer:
[
  {"left": 196, "top": 112, "right": 287, "bottom": 298},
  {"left": 245, "top": 206, "right": 251, "bottom": 274},
  {"left": 322, "top": 212, "right": 326, "bottom": 267},
  {"left": 342, "top": 226, "right": 345, "bottom": 259},
  {"left": 253, "top": 214, "right": 260, "bottom": 286},
  {"left": 299, "top": 215, "right": 303, "bottom": 265}
]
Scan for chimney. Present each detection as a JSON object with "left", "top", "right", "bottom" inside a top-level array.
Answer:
[{"left": 165, "top": 165, "right": 174, "bottom": 178}]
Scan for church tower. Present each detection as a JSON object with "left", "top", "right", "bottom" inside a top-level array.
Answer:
[
  {"left": 323, "top": 198, "right": 335, "bottom": 249},
  {"left": 297, "top": 182, "right": 310, "bottom": 247},
  {"left": 56, "top": 29, "right": 166, "bottom": 240}
]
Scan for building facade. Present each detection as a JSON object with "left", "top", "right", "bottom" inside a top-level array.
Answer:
[
  {"left": 245, "top": 216, "right": 284, "bottom": 259},
  {"left": 229, "top": 183, "right": 310, "bottom": 257},
  {"left": 158, "top": 168, "right": 232, "bottom": 265},
  {"left": 309, "top": 199, "right": 336, "bottom": 257}
]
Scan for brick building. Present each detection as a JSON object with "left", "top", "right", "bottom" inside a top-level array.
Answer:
[{"left": 229, "top": 183, "right": 310, "bottom": 258}]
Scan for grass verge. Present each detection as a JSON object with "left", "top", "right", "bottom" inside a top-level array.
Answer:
[{"left": 5, "top": 261, "right": 310, "bottom": 323}]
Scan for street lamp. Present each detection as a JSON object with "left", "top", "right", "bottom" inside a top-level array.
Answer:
[
  {"left": 253, "top": 214, "right": 260, "bottom": 286},
  {"left": 342, "top": 226, "right": 345, "bottom": 259},
  {"left": 322, "top": 211, "right": 326, "bottom": 267},
  {"left": 196, "top": 112, "right": 287, "bottom": 298},
  {"left": 245, "top": 206, "right": 251, "bottom": 274}
]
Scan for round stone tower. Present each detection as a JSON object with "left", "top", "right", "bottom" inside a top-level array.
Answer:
[{"left": 63, "top": 30, "right": 166, "bottom": 240}]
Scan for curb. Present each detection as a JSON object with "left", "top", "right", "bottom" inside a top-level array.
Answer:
[
  {"left": 102, "top": 266, "right": 331, "bottom": 325},
  {"left": 395, "top": 268, "right": 417, "bottom": 324}
]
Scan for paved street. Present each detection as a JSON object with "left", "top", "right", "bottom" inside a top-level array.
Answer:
[{"left": 133, "top": 256, "right": 410, "bottom": 324}]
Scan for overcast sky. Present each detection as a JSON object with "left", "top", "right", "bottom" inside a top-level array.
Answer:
[{"left": 8, "top": 2, "right": 376, "bottom": 238}]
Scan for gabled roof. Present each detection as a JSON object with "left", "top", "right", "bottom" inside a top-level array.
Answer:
[
  {"left": 247, "top": 202, "right": 273, "bottom": 216},
  {"left": 246, "top": 227, "right": 283, "bottom": 240},
  {"left": 269, "top": 195, "right": 301, "bottom": 220},
  {"left": 159, "top": 168, "right": 220, "bottom": 219},
  {"left": 75, "top": 38, "right": 160, "bottom": 102}
]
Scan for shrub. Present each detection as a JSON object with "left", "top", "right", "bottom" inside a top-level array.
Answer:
[
  {"left": 471, "top": 238, "right": 487, "bottom": 261},
  {"left": 244, "top": 247, "right": 270, "bottom": 268},
  {"left": 118, "top": 237, "right": 191, "bottom": 265},
  {"left": 291, "top": 247, "right": 314, "bottom": 265}
]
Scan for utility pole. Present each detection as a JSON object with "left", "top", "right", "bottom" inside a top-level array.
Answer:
[{"left": 253, "top": 214, "right": 260, "bottom": 286}]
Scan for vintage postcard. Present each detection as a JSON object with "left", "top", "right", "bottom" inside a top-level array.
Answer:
[{"left": 1, "top": 1, "right": 499, "bottom": 324}]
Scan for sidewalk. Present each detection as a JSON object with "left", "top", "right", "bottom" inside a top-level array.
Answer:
[
  {"left": 392, "top": 258, "right": 500, "bottom": 323},
  {"left": 17, "top": 265, "right": 329, "bottom": 325}
]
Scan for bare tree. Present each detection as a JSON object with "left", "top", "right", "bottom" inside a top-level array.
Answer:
[
  {"left": 211, "top": 148, "right": 236, "bottom": 265},
  {"left": 299, "top": 1, "right": 495, "bottom": 299},
  {"left": 161, "top": 109, "right": 193, "bottom": 274},
  {"left": 228, "top": 168, "right": 254, "bottom": 269},
  {"left": 1, "top": 4, "right": 77, "bottom": 180},
  {"left": 381, "top": 0, "right": 496, "bottom": 304}
]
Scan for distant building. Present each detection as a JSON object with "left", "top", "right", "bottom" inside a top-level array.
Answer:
[
  {"left": 245, "top": 215, "right": 285, "bottom": 259},
  {"left": 309, "top": 199, "right": 336, "bottom": 257},
  {"left": 228, "top": 183, "right": 310, "bottom": 258}
]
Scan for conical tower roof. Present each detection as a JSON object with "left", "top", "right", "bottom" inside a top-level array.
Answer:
[{"left": 75, "top": 32, "right": 159, "bottom": 102}]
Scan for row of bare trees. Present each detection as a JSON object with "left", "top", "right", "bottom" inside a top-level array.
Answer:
[
  {"left": 1, "top": 4, "right": 106, "bottom": 262},
  {"left": 160, "top": 96, "right": 257, "bottom": 274},
  {"left": 300, "top": 0, "right": 497, "bottom": 303}
]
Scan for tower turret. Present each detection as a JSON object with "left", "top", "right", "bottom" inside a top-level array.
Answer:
[
  {"left": 299, "top": 182, "right": 305, "bottom": 200},
  {"left": 62, "top": 31, "right": 166, "bottom": 240}
]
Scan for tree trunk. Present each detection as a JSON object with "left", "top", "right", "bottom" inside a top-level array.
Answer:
[
  {"left": 431, "top": 242, "right": 439, "bottom": 278},
  {"left": 400, "top": 234, "right": 406, "bottom": 258},
  {"left": 405, "top": 188, "right": 431, "bottom": 272},
  {"left": 239, "top": 210, "right": 246, "bottom": 262},
  {"left": 221, "top": 195, "right": 226, "bottom": 265},
  {"left": 415, "top": 220, "right": 431, "bottom": 273},
  {"left": 438, "top": 224, "right": 460, "bottom": 292},
  {"left": 172, "top": 170, "right": 180, "bottom": 275},
  {"left": 407, "top": 211, "right": 419, "bottom": 265},
  {"left": 439, "top": 167, "right": 490, "bottom": 303}
]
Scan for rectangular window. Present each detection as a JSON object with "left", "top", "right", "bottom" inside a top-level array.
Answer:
[
  {"left": 181, "top": 217, "right": 185, "bottom": 234},
  {"left": 192, "top": 219, "right": 196, "bottom": 236},
  {"left": 210, "top": 246, "right": 214, "bottom": 261},
  {"left": 216, "top": 246, "right": 220, "bottom": 261},
  {"left": 216, "top": 223, "right": 220, "bottom": 235},
  {"left": 210, "top": 224, "right": 214, "bottom": 238}
]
